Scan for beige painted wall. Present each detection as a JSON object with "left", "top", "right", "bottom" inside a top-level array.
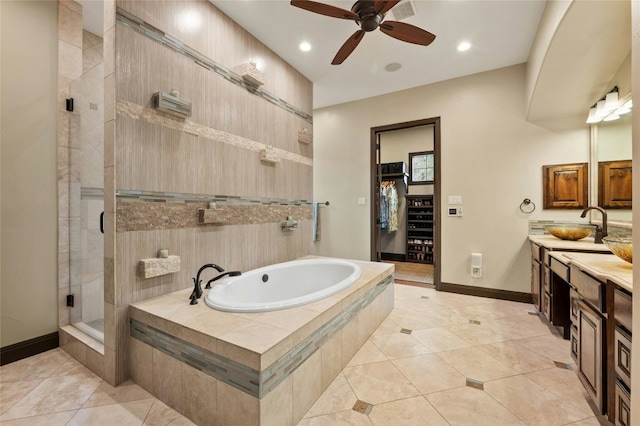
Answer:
[
  {"left": 0, "top": 1, "right": 59, "bottom": 347},
  {"left": 313, "top": 64, "right": 590, "bottom": 293}
]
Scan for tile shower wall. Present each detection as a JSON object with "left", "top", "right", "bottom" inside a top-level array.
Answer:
[{"left": 105, "top": 0, "right": 314, "bottom": 384}]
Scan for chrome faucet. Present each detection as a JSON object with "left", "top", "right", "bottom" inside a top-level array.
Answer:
[
  {"left": 190, "top": 263, "right": 224, "bottom": 304},
  {"left": 580, "top": 206, "right": 608, "bottom": 244}
]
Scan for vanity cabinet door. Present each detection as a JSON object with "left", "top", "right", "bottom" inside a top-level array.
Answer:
[
  {"left": 578, "top": 300, "right": 605, "bottom": 413},
  {"left": 542, "top": 163, "right": 588, "bottom": 209},
  {"left": 542, "top": 291, "right": 551, "bottom": 322},
  {"left": 531, "top": 259, "right": 541, "bottom": 311},
  {"left": 615, "top": 380, "right": 631, "bottom": 426}
]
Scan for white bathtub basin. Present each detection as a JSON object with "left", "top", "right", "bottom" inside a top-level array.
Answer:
[{"left": 204, "top": 258, "right": 362, "bottom": 312}]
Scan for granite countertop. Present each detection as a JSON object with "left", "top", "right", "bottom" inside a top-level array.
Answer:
[
  {"left": 549, "top": 251, "right": 633, "bottom": 293},
  {"left": 528, "top": 235, "right": 613, "bottom": 252}
]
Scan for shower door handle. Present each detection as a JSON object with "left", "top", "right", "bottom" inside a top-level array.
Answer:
[{"left": 100, "top": 212, "right": 104, "bottom": 234}]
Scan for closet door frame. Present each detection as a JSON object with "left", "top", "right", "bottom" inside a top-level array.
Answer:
[{"left": 369, "top": 117, "right": 441, "bottom": 290}]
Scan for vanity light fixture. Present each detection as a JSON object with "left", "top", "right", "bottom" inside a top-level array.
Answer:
[
  {"left": 586, "top": 86, "right": 627, "bottom": 124},
  {"left": 614, "top": 99, "right": 632, "bottom": 115},
  {"left": 586, "top": 107, "right": 599, "bottom": 124},
  {"left": 603, "top": 90, "right": 619, "bottom": 112},
  {"left": 595, "top": 99, "right": 608, "bottom": 118}
]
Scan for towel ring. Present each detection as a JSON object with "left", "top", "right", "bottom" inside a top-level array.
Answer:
[{"left": 520, "top": 198, "right": 535, "bottom": 214}]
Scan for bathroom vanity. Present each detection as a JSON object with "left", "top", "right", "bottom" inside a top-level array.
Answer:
[
  {"left": 536, "top": 249, "right": 633, "bottom": 425},
  {"left": 529, "top": 235, "right": 610, "bottom": 337}
]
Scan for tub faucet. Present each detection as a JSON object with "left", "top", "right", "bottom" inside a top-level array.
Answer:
[
  {"left": 190, "top": 263, "right": 224, "bottom": 304},
  {"left": 580, "top": 206, "right": 608, "bottom": 244},
  {"left": 205, "top": 271, "right": 242, "bottom": 289}
]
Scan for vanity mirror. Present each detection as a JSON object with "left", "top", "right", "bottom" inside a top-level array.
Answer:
[{"left": 593, "top": 101, "right": 632, "bottom": 221}]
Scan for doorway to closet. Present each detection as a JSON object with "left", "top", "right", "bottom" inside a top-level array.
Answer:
[{"left": 370, "top": 117, "right": 441, "bottom": 289}]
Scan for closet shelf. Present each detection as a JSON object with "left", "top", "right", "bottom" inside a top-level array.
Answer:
[{"left": 406, "top": 195, "right": 434, "bottom": 264}]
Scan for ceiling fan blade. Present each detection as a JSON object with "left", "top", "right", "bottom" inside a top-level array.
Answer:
[
  {"left": 290, "top": 0, "right": 359, "bottom": 20},
  {"left": 332, "top": 30, "right": 366, "bottom": 65},
  {"left": 374, "top": 0, "right": 401, "bottom": 15},
  {"left": 379, "top": 21, "right": 436, "bottom": 46}
]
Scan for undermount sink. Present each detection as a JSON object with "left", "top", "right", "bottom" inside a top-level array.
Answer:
[
  {"left": 602, "top": 237, "right": 632, "bottom": 264},
  {"left": 544, "top": 224, "right": 594, "bottom": 241}
]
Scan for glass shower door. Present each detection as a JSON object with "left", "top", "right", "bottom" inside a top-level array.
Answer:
[{"left": 68, "top": 64, "right": 105, "bottom": 343}]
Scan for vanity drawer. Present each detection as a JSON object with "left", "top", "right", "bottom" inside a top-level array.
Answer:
[
  {"left": 570, "top": 266, "right": 605, "bottom": 312},
  {"left": 614, "top": 326, "right": 632, "bottom": 389},
  {"left": 550, "top": 257, "right": 569, "bottom": 282},
  {"left": 530, "top": 242, "right": 541, "bottom": 262},
  {"left": 542, "top": 248, "right": 551, "bottom": 266},
  {"left": 614, "top": 288, "right": 632, "bottom": 331}
]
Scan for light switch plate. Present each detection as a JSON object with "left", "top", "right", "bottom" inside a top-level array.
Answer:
[
  {"left": 448, "top": 195, "right": 462, "bottom": 205},
  {"left": 358, "top": 197, "right": 366, "bottom": 205}
]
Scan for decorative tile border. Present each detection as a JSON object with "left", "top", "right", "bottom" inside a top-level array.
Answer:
[
  {"left": 117, "top": 190, "right": 314, "bottom": 205},
  {"left": 115, "top": 191, "right": 316, "bottom": 231},
  {"left": 117, "top": 202, "right": 312, "bottom": 232},
  {"left": 81, "top": 187, "right": 104, "bottom": 200},
  {"left": 131, "top": 320, "right": 261, "bottom": 396},
  {"left": 116, "top": 7, "right": 313, "bottom": 125},
  {"left": 130, "top": 273, "right": 394, "bottom": 399},
  {"left": 117, "top": 99, "right": 313, "bottom": 167}
]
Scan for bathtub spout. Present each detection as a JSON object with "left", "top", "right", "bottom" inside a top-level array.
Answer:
[
  {"left": 205, "top": 271, "right": 242, "bottom": 289},
  {"left": 190, "top": 263, "right": 225, "bottom": 303}
]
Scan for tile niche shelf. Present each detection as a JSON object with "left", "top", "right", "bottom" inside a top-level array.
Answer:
[
  {"left": 406, "top": 195, "right": 434, "bottom": 264},
  {"left": 139, "top": 255, "right": 181, "bottom": 279}
]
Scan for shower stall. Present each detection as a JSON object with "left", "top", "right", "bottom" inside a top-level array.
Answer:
[{"left": 67, "top": 33, "right": 105, "bottom": 342}]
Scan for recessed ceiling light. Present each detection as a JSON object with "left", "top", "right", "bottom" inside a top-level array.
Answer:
[
  {"left": 457, "top": 41, "right": 471, "bottom": 52},
  {"left": 299, "top": 41, "right": 312, "bottom": 52},
  {"left": 385, "top": 62, "right": 402, "bottom": 72}
]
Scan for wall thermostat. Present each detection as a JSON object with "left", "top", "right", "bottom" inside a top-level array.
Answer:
[{"left": 448, "top": 207, "right": 463, "bottom": 217}]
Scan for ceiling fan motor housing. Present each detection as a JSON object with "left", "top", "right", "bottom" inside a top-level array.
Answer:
[{"left": 352, "top": 0, "right": 384, "bottom": 32}]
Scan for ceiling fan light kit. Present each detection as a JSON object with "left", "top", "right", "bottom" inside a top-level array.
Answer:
[{"left": 290, "top": 0, "right": 436, "bottom": 65}]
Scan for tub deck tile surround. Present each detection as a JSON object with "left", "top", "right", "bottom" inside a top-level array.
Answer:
[{"left": 129, "top": 257, "right": 394, "bottom": 425}]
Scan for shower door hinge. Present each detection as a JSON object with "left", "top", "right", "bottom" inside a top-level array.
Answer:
[
  {"left": 66, "top": 294, "right": 75, "bottom": 307},
  {"left": 66, "top": 98, "right": 74, "bottom": 112}
]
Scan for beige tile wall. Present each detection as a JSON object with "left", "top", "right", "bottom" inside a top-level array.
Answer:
[{"left": 107, "top": 0, "right": 314, "bottom": 384}]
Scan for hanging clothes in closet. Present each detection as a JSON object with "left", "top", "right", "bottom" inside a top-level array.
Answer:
[{"left": 380, "top": 181, "right": 399, "bottom": 232}]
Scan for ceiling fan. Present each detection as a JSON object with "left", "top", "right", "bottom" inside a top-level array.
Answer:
[{"left": 290, "top": 0, "right": 436, "bottom": 65}]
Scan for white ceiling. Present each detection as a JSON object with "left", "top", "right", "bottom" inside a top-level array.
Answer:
[
  {"left": 78, "top": 0, "right": 547, "bottom": 109},
  {"left": 209, "top": 0, "right": 547, "bottom": 109}
]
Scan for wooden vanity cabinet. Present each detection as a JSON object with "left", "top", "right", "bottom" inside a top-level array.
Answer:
[
  {"left": 612, "top": 286, "right": 632, "bottom": 426},
  {"left": 570, "top": 266, "right": 607, "bottom": 414}
]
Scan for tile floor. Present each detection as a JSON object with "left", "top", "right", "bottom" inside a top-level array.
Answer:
[
  {"left": 0, "top": 284, "right": 604, "bottom": 426},
  {"left": 384, "top": 261, "right": 434, "bottom": 285}
]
